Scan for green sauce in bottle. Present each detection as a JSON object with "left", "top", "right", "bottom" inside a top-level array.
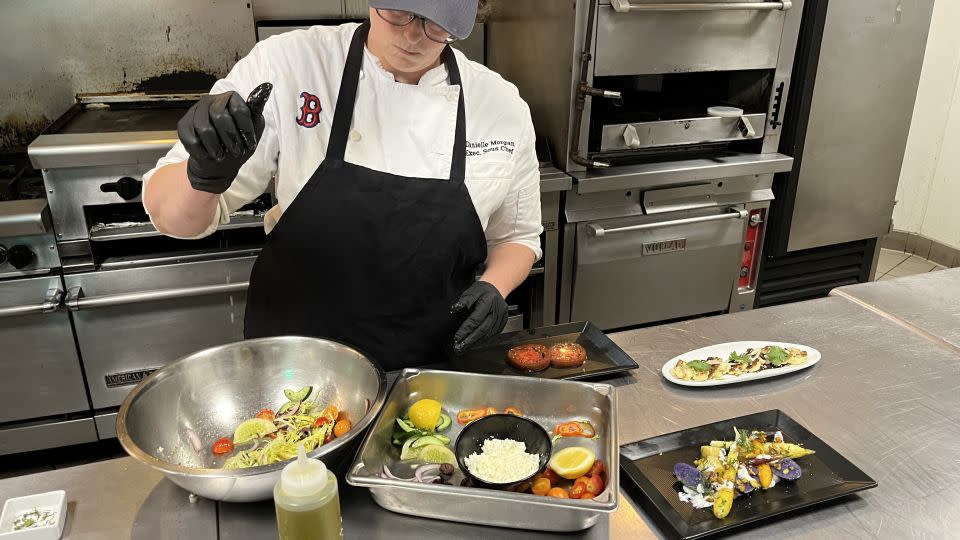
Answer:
[{"left": 274, "top": 445, "right": 342, "bottom": 540}]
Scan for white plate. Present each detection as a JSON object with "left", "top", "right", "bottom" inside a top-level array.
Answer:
[{"left": 661, "top": 341, "right": 821, "bottom": 387}]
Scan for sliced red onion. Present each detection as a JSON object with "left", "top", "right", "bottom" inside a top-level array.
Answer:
[
  {"left": 381, "top": 464, "right": 401, "bottom": 480},
  {"left": 414, "top": 464, "right": 441, "bottom": 482},
  {"left": 186, "top": 428, "right": 202, "bottom": 453}
]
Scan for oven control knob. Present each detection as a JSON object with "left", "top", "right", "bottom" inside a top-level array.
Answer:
[
  {"left": 0, "top": 245, "right": 7, "bottom": 265},
  {"left": 100, "top": 177, "right": 143, "bottom": 201},
  {"left": 8, "top": 245, "right": 34, "bottom": 269}
]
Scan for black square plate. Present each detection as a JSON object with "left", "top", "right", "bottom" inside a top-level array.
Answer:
[
  {"left": 619, "top": 410, "right": 877, "bottom": 539},
  {"left": 449, "top": 321, "right": 638, "bottom": 380}
]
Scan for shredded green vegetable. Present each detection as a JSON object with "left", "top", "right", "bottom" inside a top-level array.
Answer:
[{"left": 222, "top": 400, "right": 337, "bottom": 469}]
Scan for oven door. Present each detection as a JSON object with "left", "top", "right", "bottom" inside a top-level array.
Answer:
[
  {"left": 595, "top": 0, "right": 791, "bottom": 76},
  {"left": 570, "top": 206, "right": 747, "bottom": 330},
  {"left": 0, "top": 275, "right": 90, "bottom": 422},
  {"left": 64, "top": 256, "right": 255, "bottom": 409}
]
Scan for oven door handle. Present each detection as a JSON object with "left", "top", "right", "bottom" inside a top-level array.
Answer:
[
  {"left": 588, "top": 208, "right": 748, "bottom": 237},
  {"left": 0, "top": 286, "right": 64, "bottom": 318},
  {"left": 65, "top": 282, "right": 249, "bottom": 311},
  {"left": 611, "top": 0, "right": 793, "bottom": 12}
]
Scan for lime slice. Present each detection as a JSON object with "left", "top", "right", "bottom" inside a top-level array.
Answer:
[
  {"left": 233, "top": 418, "right": 278, "bottom": 444},
  {"left": 283, "top": 386, "right": 312, "bottom": 402},
  {"left": 418, "top": 444, "right": 456, "bottom": 465},
  {"left": 400, "top": 437, "right": 421, "bottom": 460},
  {"left": 407, "top": 399, "right": 442, "bottom": 431}
]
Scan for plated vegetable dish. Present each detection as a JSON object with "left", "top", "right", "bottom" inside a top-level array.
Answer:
[
  {"left": 210, "top": 386, "right": 351, "bottom": 469},
  {"left": 673, "top": 428, "right": 815, "bottom": 519},
  {"left": 670, "top": 345, "right": 808, "bottom": 382}
]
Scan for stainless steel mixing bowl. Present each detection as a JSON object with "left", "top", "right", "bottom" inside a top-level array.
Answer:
[{"left": 117, "top": 336, "right": 387, "bottom": 502}]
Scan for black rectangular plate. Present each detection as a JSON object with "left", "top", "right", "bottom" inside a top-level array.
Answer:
[
  {"left": 449, "top": 321, "right": 639, "bottom": 380},
  {"left": 619, "top": 410, "right": 877, "bottom": 539}
]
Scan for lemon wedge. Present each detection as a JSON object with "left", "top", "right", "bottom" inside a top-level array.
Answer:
[
  {"left": 548, "top": 446, "right": 596, "bottom": 479},
  {"left": 407, "top": 399, "right": 442, "bottom": 431}
]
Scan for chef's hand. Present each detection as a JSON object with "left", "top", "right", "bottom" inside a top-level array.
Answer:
[
  {"left": 178, "top": 82, "right": 273, "bottom": 194},
  {"left": 451, "top": 281, "right": 508, "bottom": 352}
]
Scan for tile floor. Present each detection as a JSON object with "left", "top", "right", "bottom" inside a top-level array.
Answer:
[{"left": 876, "top": 248, "right": 948, "bottom": 281}]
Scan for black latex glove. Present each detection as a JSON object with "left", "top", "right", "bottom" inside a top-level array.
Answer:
[
  {"left": 451, "top": 281, "right": 508, "bottom": 353},
  {"left": 178, "top": 82, "right": 273, "bottom": 194}
]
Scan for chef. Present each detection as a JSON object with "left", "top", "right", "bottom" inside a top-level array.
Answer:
[{"left": 142, "top": 0, "right": 542, "bottom": 371}]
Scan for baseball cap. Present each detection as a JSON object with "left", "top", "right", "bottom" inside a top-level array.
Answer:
[{"left": 369, "top": 0, "right": 478, "bottom": 40}]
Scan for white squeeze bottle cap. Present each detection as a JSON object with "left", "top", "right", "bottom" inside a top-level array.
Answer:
[{"left": 279, "top": 445, "right": 329, "bottom": 497}]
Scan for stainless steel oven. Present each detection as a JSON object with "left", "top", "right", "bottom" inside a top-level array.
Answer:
[
  {"left": 29, "top": 94, "right": 267, "bottom": 439},
  {"left": 488, "top": 0, "right": 803, "bottom": 328},
  {"left": 0, "top": 198, "right": 96, "bottom": 454}
]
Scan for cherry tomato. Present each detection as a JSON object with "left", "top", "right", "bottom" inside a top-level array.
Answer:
[
  {"left": 589, "top": 459, "right": 605, "bottom": 479},
  {"left": 570, "top": 476, "right": 589, "bottom": 499},
  {"left": 255, "top": 409, "right": 275, "bottom": 421},
  {"left": 212, "top": 437, "right": 234, "bottom": 455},
  {"left": 504, "top": 407, "right": 523, "bottom": 416},
  {"left": 541, "top": 468, "right": 561, "bottom": 484},
  {"left": 586, "top": 475, "right": 605, "bottom": 496},
  {"left": 313, "top": 417, "right": 332, "bottom": 428},
  {"left": 457, "top": 408, "right": 487, "bottom": 425},
  {"left": 320, "top": 405, "right": 339, "bottom": 423},
  {"left": 333, "top": 419, "right": 352, "bottom": 438},
  {"left": 531, "top": 477, "right": 551, "bottom": 496},
  {"left": 546, "top": 487, "right": 569, "bottom": 498}
]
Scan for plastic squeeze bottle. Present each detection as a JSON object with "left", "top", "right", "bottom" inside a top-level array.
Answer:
[{"left": 274, "top": 445, "right": 343, "bottom": 540}]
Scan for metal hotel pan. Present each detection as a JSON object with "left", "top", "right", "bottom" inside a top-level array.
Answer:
[{"left": 346, "top": 369, "right": 619, "bottom": 532}]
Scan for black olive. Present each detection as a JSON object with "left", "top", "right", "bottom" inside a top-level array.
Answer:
[
  {"left": 439, "top": 463, "right": 455, "bottom": 476},
  {"left": 432, "top": 478, "right": 444, "bottom": 484},
  {"left": 460, "top": 478, "right": 474, "bottom": 487}
]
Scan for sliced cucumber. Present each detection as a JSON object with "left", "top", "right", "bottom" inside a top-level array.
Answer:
[
  {"left": 284, "top": 386, "right": 312, "bottom": 402},
  {"left": 395, "top": 418, "right": 415, "bottom": 432},
  {"left": 411, "top": 435, "right": 447, "bottom": 449},
  {"left": 436, "top": 413, "right": 452, "bottom": 432},
  {"left": 277, "top": 401, "right": 297, "bottom": 415},
  {"left": 434, "top": 434, "right": 450, "bottom": 445},
  {"left": 400, "top": 437, "right": 421, "bottom": 460}
]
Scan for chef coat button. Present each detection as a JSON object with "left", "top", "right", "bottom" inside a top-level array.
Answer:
[
  {"left": 359, "top": 70, "right": 365, "bottom": 79},
  {"left": 350, "top": 130, "right": 362, "bottom": 142}
]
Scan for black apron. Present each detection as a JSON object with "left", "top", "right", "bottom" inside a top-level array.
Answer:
[{"left": 244, "top": 22, "right": 487, "bottom": 371}]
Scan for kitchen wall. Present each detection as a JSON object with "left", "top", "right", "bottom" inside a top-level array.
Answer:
[
  {"left": 0, "top": 0, "right": 257, "bottom": 150},
  {"left": 893, "top": 0, "right": 960, "bottom": 250}
]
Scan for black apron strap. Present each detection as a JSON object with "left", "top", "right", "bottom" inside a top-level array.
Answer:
[
  {"left": 327, "top": 22, "right": 370, "bottom": 163},
  {"left": 443, "top": 46, "right": 466, "bottom": 184}
]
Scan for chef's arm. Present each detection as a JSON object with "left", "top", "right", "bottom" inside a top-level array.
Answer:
[
  {"left": 479, "top": 243, "right": 537, "bottom": 298},
  {"left": 144, "top": 162, "right": 221, "bottom": 238}
]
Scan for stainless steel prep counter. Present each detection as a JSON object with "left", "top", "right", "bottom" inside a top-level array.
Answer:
[
  {"left": 2, "top": 294, "right": 959, "bottom": 538},
  {"left": 830, "top": 268, "right": 960, "bottom": 352}
]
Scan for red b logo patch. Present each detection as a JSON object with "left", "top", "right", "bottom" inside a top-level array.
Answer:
[{"left": 296, "top": 91, "right": 322, "bottom": 128}]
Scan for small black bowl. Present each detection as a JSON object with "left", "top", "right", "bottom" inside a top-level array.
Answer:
[{"left": 454, "top": 414, "right": 552, "bottom": 490}]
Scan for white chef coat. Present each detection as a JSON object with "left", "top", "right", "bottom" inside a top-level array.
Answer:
[{"left": 143, "top": 22, "right": 543, "bottom": 260}]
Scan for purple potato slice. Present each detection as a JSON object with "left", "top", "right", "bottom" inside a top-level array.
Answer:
[
  {"left": 673, "top": 463, "right": 702, "bottom": 488},
  {"left": 771, "top": 458, "right": 802, "bottom": 480}
]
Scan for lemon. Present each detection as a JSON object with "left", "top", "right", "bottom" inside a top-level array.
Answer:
[
  {"left": 548, "top": 446, "right": 596, "bottom": 479},
  {"left": 407, "top": 399, "right": 442, "bottom": 431}
]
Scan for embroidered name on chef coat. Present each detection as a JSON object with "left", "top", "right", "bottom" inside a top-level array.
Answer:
[{"left": 467, "top": 139, "right": 516, "bottom": 157}]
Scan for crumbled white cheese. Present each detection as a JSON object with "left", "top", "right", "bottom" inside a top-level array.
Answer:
[
  {"left": 773, "top": 431, "right": 784, "bottom": 443},
  {"left": 679, "top": 486, "right": 714, "bottom": 509},
  {"left": 464, "top": 438, "right": 540, "bottom": 484}
]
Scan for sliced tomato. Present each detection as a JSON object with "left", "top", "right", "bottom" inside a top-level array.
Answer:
[
  {"left": 569, "top": 481, "right": 588, "bottom": 499},
  {"left": 457, "top": 408, "right": 487, "bottom": 425},
  {"left": 546, "top": 487, "right": 569, "bottom": 498},
  {"left": 589, "top": 459, "right": 605, "bottom": 478},
  {"left": 212, "top": 437, "right": 234, "bottom": 455},
  {"left": 586, "top": 475, "right": 605, "bottom": 496},
  {"left": 255, "top": 409, "right": 275, "bottom": 421},
  {"left": 504, "top": 407, "right": 522, "bottom": 416}
]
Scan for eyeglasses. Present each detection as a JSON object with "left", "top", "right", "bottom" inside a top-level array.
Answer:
[{"left": 375, "top": 8, "right": 456, "bottom": 44}]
